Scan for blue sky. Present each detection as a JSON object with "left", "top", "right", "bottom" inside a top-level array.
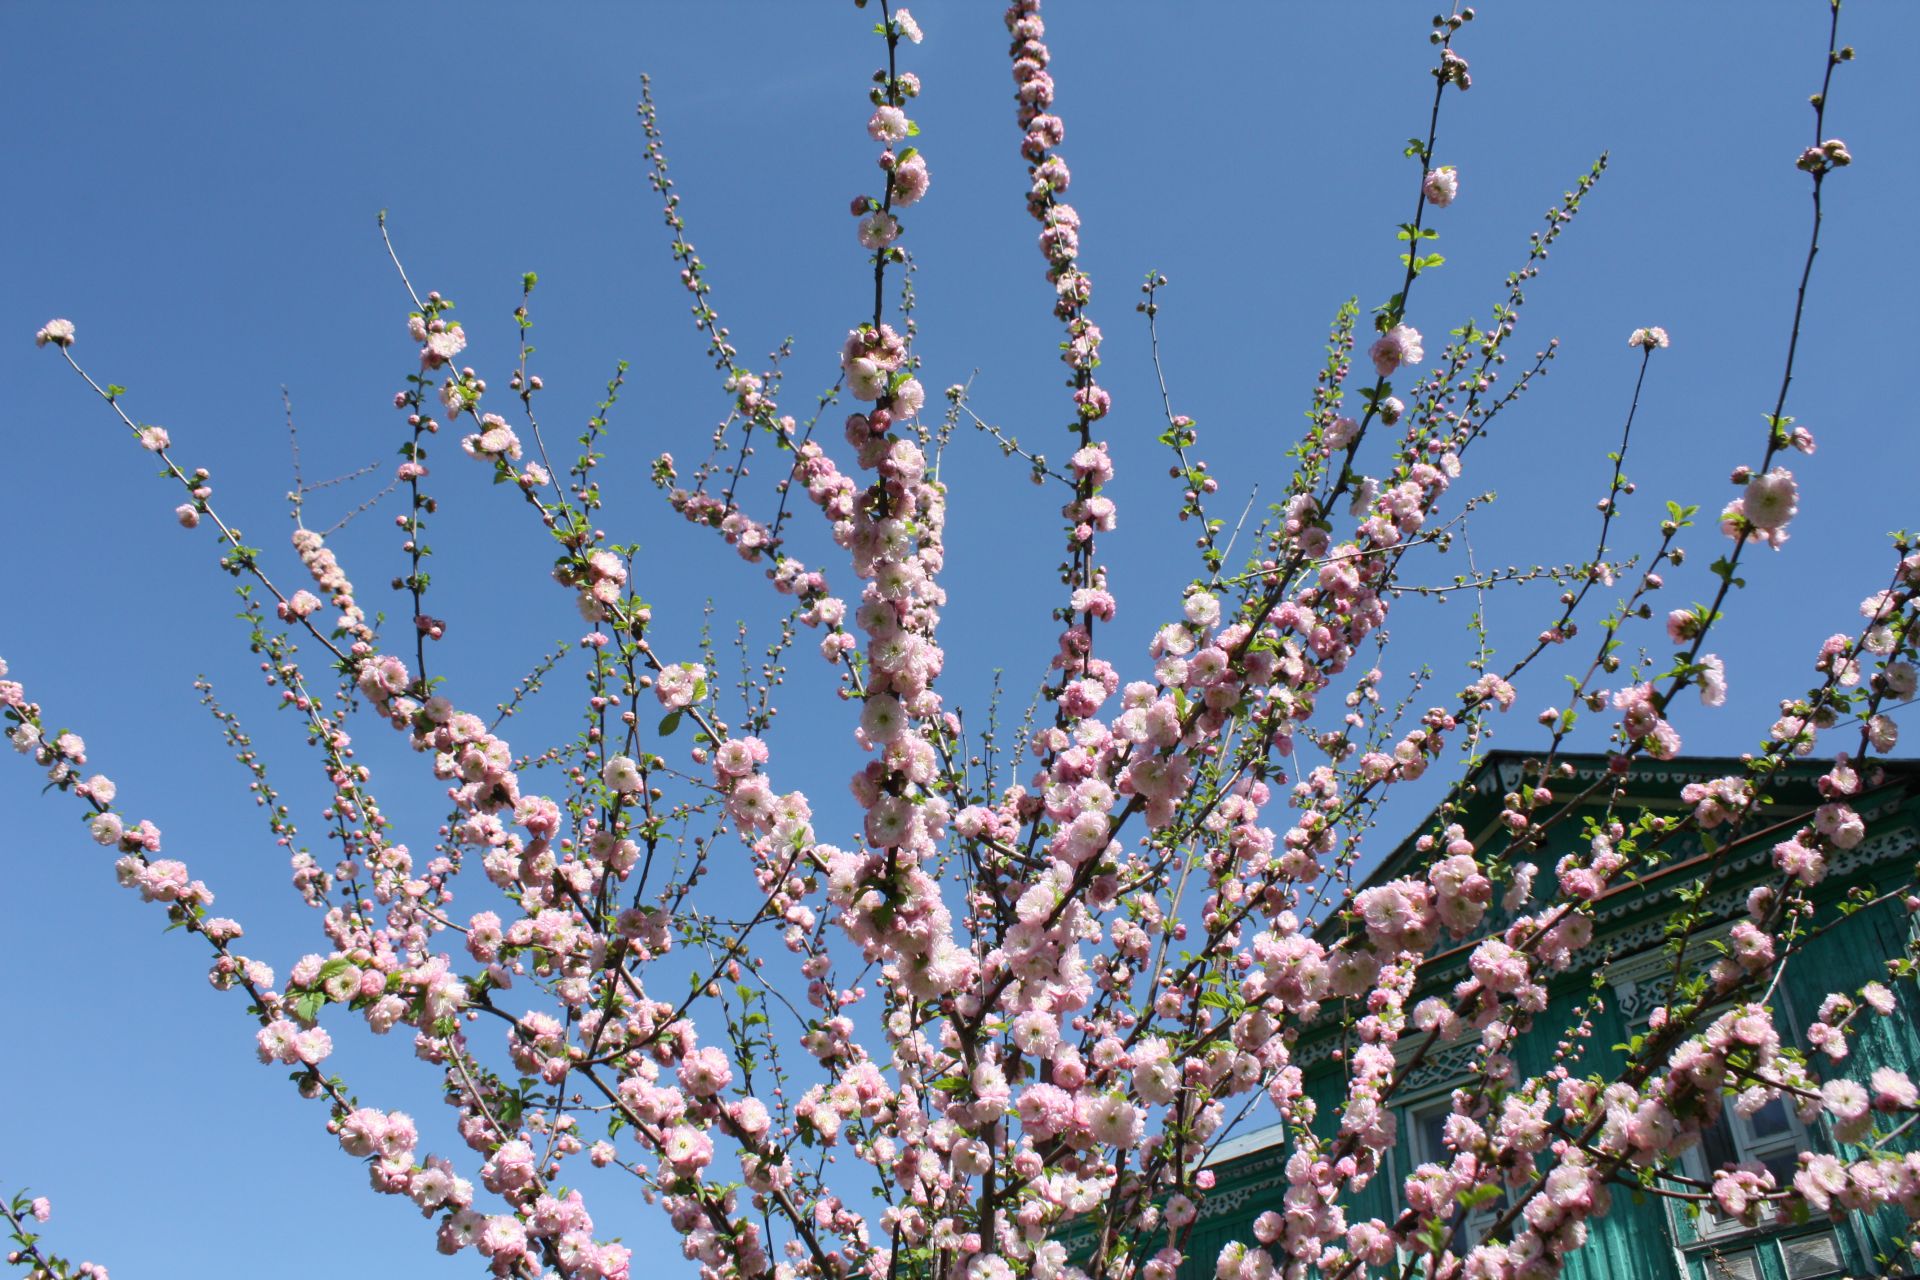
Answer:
[{"left": 3, "top": 4, "right": 1916, "bottom": 1276}]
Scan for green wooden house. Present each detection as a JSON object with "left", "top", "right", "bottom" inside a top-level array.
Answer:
[{"left": 1168, "top": 751, "right": 1920, "bottom": 1280}]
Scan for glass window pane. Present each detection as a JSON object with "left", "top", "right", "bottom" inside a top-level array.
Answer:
[
  {"left": 1760, "top": 1149, "right": 1799, "bottom": 1190},
  {"left": 1419, "top": 1107, "right": 1448, "bottom": 1163},
  {"left": 1746, "top": 1095, "right": 1793, "bottom": 1140},
  {"left": 1701, "top": 1110, "right": 1740, "bottom": 1171},
  {"left": 1781, "top": 1233, "right": 1842, "bottom": 1279},
  {"left": 1698, "top": 1250, "right": 1758, "bottom": 1280}
]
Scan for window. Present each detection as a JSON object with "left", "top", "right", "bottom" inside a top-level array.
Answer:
[
  {"left": 1687, "top": 1232, "right": 1845, "bottom": 1280},
  {"left": 1405, "top": 1096, "right": 1508, "bottom": 1251},
  {"left": 1693, "top": 1092, "right": 1803, "bottom": 1188},
  {"left": 1667, "top": 1075, "right": 1848, "bottom": 1280},
  {"left": 1678, "top": 1093, "right": 1808, "bottom": 1237},
  {"left": 1777, "top": 1232, "right": 1844, "bottom": 1279},
  {"left": 1661, "top": 985, "right": 1815, "bottom": 1249}
]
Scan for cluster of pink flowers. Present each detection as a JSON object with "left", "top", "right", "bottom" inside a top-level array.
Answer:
[
  {"left": 1680, "top": 773, "right": 1751, "bottom": 826},
  {"left": 408, "top": 310, "right": 467, "bottom": 369},
  {"left": 850, "top": 10, "right": 930, "bottom": 257},
  {"left": 462, "top": 412, "right": 523, "bottom": 464},
  {"left": 289, "top": 526, "right": 372, "bottom": 640},
  {"left": 1611, "top": 682, "right": 1682, "bottom": 758}
]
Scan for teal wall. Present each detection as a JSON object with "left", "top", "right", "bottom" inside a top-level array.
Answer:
[{"left": 1786, "top": 896, "right": 1920, "bottom": 1276}]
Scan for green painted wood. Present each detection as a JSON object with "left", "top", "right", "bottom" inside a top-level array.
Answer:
[
  {"left": 1530, "top": 998, "right": 1682, "bottom": 1280},
  {"left": 1785, "top": 894, "right": 1920, "bottom": 1275}
]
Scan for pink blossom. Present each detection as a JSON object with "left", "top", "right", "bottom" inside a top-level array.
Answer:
[
  {"left": 858, "top": 211, "right": 901, "bottom": 249},
  {"left": 868, "top": 106, "right": 910, "bottom": 143},
  {"left": 1742, "top": 467, "right": 1799, "bottom": 532},
  {"left": 1369, "top": 324, "right": 1425, "bottom": 377},
  {"left": 655, "top": 662, "right": 705, "bottom": 710},
  {"left": 892, "top": 153, "right": 931, "bottom": 206},
  {"left": 476, "top": 1215, "right": 528, "bottom": 1260},
  {"left": 34, "top": 319, "right": 75, "bottom": 347},
  {"left": 1872, "top": 1067, "right": 1918, "bottom": 1110},
  {"left": 664, "top": 1124, "right": 714, "bottom": 1174}
]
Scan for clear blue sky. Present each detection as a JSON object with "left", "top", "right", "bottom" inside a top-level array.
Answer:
[{"left": 3, "top": 4, "right": 1915, "bottom": 1276}]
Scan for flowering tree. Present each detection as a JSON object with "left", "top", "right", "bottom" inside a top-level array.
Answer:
[{"left": 7, "top": 3, "right": 1918, "bottom": 1280}]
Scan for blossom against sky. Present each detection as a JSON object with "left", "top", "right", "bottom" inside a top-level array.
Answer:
[{"left": 3, "top": 4, "right": 1917, "bottom": 1276}]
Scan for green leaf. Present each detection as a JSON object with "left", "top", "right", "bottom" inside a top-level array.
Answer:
[{"left": 658, "top": 710, "right": 683, "bottom": 738}]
